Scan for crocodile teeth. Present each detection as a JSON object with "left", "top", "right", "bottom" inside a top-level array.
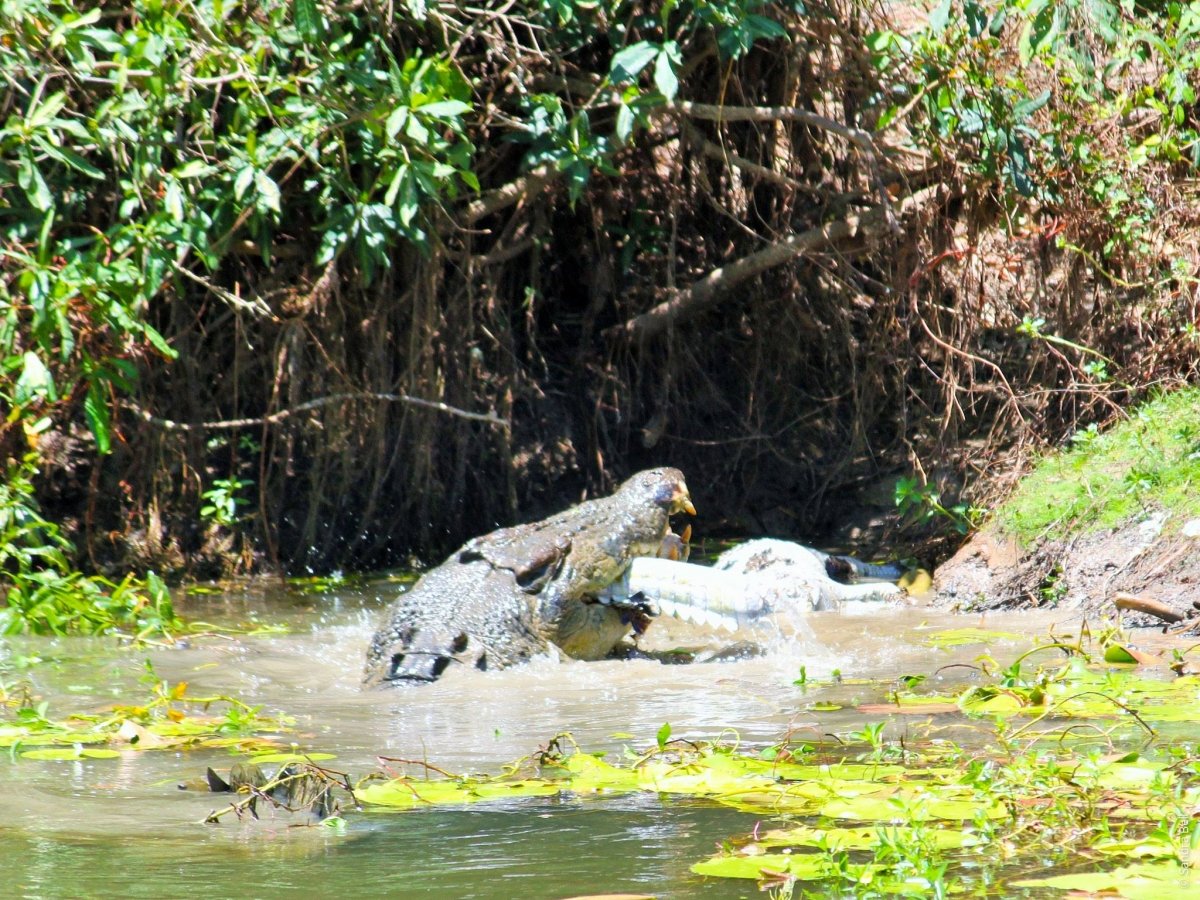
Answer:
[{"left": 655, "top": 598, "right": 742, "bottom": 632}]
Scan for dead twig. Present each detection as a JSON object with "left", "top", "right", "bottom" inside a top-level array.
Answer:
[{"left": 126, "top": 392, "right": 509, "bottom": 431}]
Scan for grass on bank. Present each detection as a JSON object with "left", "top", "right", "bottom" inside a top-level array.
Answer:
[{"left": 996, "top": 387, "right": 1200, "bottom": 545}]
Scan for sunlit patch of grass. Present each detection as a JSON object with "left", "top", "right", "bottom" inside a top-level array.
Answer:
[{"left": 997, "top": 387, "right": 1200, "bottom": 543}]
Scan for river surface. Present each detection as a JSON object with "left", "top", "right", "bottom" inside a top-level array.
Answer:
[{"left": 0, "top": 579, "right": 1168, "bottom": 898}]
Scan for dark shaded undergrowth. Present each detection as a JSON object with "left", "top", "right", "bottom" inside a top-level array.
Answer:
[{"left": 4, "top": 0, "right": 1200, "bottom": 584}]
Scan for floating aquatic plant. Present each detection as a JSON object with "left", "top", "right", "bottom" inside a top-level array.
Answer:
[
  {"left": 347, "top": 641, "right": 1200, "bottom": 896},
  {"left": 0, "top": 662, "right": 293, "bottom": 757}
]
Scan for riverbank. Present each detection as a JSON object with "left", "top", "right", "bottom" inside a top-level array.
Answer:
[{"left": 933, "top": 388, "right": 1200, "bottom": 625}]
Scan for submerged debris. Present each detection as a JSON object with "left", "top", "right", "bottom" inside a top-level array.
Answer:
[{"left": 198, "top": 758, "right": 353, "bottom": 825}]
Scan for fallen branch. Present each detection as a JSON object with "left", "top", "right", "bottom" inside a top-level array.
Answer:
[
  {"left": 127, "top": 392, "right": 508, "bottom": 432},
  {"left": 610, "top": 186, "right": 938, "bottom": 343},
  {"left": 1114, "top": 591, "right": 1186, "bottom": 624},
  {"left": 171, "top": 262, "right": 274, "bottom": 319}
]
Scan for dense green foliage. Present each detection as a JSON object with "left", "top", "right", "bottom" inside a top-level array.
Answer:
[
  {"left": 3, "top": 0, "right": 1200, "bottom": 598},
  {"left": 0, "top": 454, "right": 178, "bottom": 635}
]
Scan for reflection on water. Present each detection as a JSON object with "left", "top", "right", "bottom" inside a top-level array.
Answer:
[
  {"left": 2, "top": 797, "right": 756, "bottom": 899},
  {"left": 0, "top": 579, "right": 1119, "bottom": 897}
]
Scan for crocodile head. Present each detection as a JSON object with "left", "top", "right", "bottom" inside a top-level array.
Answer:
[{"left": 530, "top": 467, "right": 696, "bottom": 658}]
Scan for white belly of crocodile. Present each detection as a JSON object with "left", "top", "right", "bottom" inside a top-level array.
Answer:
[{"left": 602, "top": 556, "right": 902, "bottom": 632}]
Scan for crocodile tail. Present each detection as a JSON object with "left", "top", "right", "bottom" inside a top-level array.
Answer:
[{"left": 824, "top": 555, "right": 907, "bottom": 585}]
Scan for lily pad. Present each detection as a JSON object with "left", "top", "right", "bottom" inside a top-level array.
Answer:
[
  {"left": 20, "top": 747, "right": 123, "bottom": 760},
  {"left": 920, "top": 627, "right": 1023, "bottom": 648},
  {"left": 756, "top": 824, "right": 980, "bottom": 851},
  {"left": 1012, "top": 860, "right": 1200, "bottom": 897},
  {"left": 357, "top": 777, "right": 562, "bottom": 808},
  {"left": 817, "top": 793, "right": 1005, "bottom": 822},
  {"left": 564, "top": 753, "right": 641, "bottom": 793},
  {"left": 691, "top": 851, "right": 836, "bottom": 880},
  {"left": 1104, "top": 643, "right": 1161, "bottom": 666}
]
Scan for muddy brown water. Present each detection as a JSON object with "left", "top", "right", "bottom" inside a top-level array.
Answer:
[{"left": 0, "top": 581, "right": 1168, "bottom": 898}]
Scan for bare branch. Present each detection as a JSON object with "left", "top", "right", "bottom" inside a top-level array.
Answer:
[
  {"left": 1114, "top": 591, "right": 1186, "bottom": 623},
  {"left": 127, "top": 392, "right": 508, "bottom": 432},
  {"left": 171, "top": 262, "right": 275, "bottom": 318},
  {"left": 670, "top": 100, "right": 878, "bottom": 155},
  {"left": 461, "top": 164, "right": 558, "bottom": 226},
  {"left": 609, "top": 186, "right": 939, "bottom": 343},
  {"left": 681, "top": 121, "right": 806, "bottom": 192},
  {"left": 670, "top": 101, "right": 900, "bottom": 232}
]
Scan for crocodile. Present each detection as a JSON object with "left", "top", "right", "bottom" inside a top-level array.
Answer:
[
  {"left": 598, "top": 539, "right": 917, "bottom": 631},
  {"left": 363, "top": 467, "right": 696, "bottom": 686}
]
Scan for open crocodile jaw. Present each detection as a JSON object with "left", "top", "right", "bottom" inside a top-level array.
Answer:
[{"left": 363, "top": 467, "right": 696, "bottom": 686}]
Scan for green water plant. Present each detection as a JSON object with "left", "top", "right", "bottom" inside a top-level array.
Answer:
[
  {"left": 0, "top": 454, "right": 180, "bottom": 638},
  {"left": 0, "top": 661, "right": 293, "bottom": 756},
  {"left": 345, "top": 629, "right": 1200, "bottom": 894},
  {"left": 200, "top": 476, "right": 254, "bottom": 529}
]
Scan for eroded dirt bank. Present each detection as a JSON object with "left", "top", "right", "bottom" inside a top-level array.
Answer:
[{"left": 933, "top": 512, "right": 1200, "bottom": 627}]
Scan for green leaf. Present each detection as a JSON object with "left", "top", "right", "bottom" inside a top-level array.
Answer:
[
  {"left": 416, "top": 100, "right": 471, "bottom": 118},
  {"left": 1007, "top": 132, "right": 1034, "bottom": 197},
  {"left": 656, "top": 722, "right": 671, "bottom": 748},
  {"left": 163, "top": 180, "right": 185, "bottom": 222},
  {"left": 141, "top": 324, "right": 177, "bottom": 359},
  {"left": 385, "top": 106, "right": 409, "bottom": 140},
  {"left": 38, "top": 143, "right": 104, "bottom": 179},
  {"left": 293, "top": 0, "right": 323, "bottom": 42},
  {"left": 22, "top": 747, "right": 121, "bottom": 760},
  {"left": 610, "top": 41, "right": 660, "bottom": 84},
  {"left": 965, "top": 1, "right": 988, "bottom": 37},
  {"left": 17, "top": 154, "right": 53, "bottom": 212},
  {"left": 248, "top": 752, "right": 337, "bottom": 764},
  {"left": 1013, "top": 861, "right": 1200, "bottom": 894},
  {"left": 254, "top": 171, "right": 281, "bottom": 213},
  {"left": 1013, "top": 90, "right": 1051, "bottom": 121},
  {"left": 928, "top": 0, "right": 952, "bottom": 33},
  {"left": 15, "top": 352, "right": 55, "bottom": 406},
  {"left": 48, "top": 9, "right": 101, "bottom": 47},
  {"left": 357, "top": 777, "right": 561, "bottom": 807},
  {"left": 920, "top": 627, "right": 1022, "bottom": 648},
  {"left": 615, "top": 104, "right": 636, "bottom": 142},
  {"left": 653, "top": 51, "right": 678, "bottom": 101},
  {"left": 866, "top": 30, "right": 895, "bottom": 52},
  {"left": 691, "top": 852, "right": 835, "bottom": 880},
  {"left": 84, "top": 381, "right": 112, "bottom": 455},
  {"left": 174, "top": 160, "right": 217, "bottom": 179},
  {"left": 743, "top": 14, "right": 787, "bottom": 41},
  {"left": 1028, "top": 3, "right": 1059, "bottom": 55},
  {"left": 26, "top": 91, "right": 68, "bottom": 130},
  {"left": 233, "top": 166, "right": 255, "bottom": 201}
]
